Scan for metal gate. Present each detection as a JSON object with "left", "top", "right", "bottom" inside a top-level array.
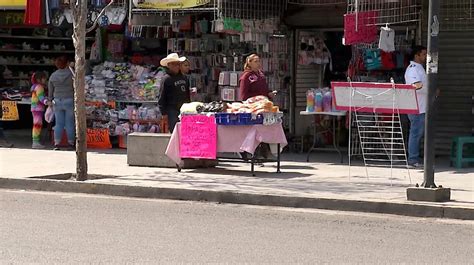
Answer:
[
  {"left": 441, "top": 0, "right": 474, "bottom": 31},
  {"left": 435, "top": 30, "right": 474, "bottom": 154}
]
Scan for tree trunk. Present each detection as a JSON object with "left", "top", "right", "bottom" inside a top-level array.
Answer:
[{"left": 72, "top": 0, "right": 88, "bottom": 181}]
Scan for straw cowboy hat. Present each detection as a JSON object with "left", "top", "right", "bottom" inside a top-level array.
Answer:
[{"left": 160, "top": 53, "right": 187, "bottom": 67}]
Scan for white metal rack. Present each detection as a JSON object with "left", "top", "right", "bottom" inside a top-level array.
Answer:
[{"left": 343, "top": 79, "right": 412, "bottom": 183}]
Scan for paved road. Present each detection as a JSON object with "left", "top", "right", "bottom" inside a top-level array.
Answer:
[{"left": 1, "top": 190, "right": 473, "bottom": 264}]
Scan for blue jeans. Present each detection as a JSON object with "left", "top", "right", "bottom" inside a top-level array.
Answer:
[
  {"left": 53, "top": 98, "right": 75, "bottom": 145},
  {"left": 407, "top": 113, "right": 425, "bottom": 164}
]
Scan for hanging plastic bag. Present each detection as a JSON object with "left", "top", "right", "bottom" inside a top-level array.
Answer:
[
  {"left": 306, "top": 90, "right": 315, "bottom": 112},
  {"left": 315, "top": 91, "right": 323, "bottom": 112},
  {"left": 45, "top": 105, "right": 55, "bottom": 123},
  {"left": 323, "top": 91, "right": 332, "bottom": 112}
]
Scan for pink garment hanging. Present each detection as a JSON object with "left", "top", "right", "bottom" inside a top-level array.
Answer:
[{"left": 344, "top": 11, "right": 379, "bottom": 45}]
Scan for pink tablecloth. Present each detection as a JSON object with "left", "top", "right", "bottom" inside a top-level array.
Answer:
[{"left": 165, "top": 123, "right": 288, "bottom": 165}]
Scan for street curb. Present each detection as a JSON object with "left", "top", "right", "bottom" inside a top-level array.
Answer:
[{"left": 0, "top": 177, "right": 473, "bottom": 220}]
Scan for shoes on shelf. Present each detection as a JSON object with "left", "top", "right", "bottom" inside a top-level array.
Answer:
[
  {"left": 21, "top": 55, "right": 34, "bottom": 64},
  {"left": 5, "top": 56, "right": 18, "bottom": 64},
  {"left": 2, "top": 43, "right": 16, "bottom": 49},
  {"left": 32, "top": 28, "right": 48, "bottom": 37},
  {"left": 22, "top": 42, "right": 33, "bottom": 50},
  {"left": 18, "top": 71, "right": 28, "bottom": 78},
  {"left": 41, "top": 57, "right": 54, "bottom": 64},
  {"left": 40, "top": 43, "right": 50, "bottom": 50},
  {"left": 53, "top": 43, "right": 66, "bottom": 51},
  {"left": 3, "top": 67, "right": 13, "bottom": 78}
]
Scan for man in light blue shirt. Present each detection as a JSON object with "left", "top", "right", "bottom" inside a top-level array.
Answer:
[{"left": 404, "top": 46, "right": 427, "bottom": 168}]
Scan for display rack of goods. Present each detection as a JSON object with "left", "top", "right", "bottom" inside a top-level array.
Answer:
[{"left": 86, "top": 61, "right": 162, "bottom": 102}]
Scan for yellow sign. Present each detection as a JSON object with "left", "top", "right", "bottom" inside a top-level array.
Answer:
[
  {"left": 135, "top": 0, "right": 210, "bottom": 9},
  {"left": 0, "top": 0, "right": 26, "bottom": 8},
  {"left": 1, "top": 101, "right": 19, "bottom": 121}
]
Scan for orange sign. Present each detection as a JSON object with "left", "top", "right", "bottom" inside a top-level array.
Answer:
[
  {"left": 85, "top": 101, "right": 116, "bottom": 109},
  {"left": 87, "top": 128, "right": 112, "bottom": 149}
]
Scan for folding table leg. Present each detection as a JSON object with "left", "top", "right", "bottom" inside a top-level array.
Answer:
[
  {"left": 306, "top": 120, "right": 317, "bottom": 162},
  {"left": 333, "top": 117, "right": 343, "bottom": 163},
  {"left": 251, "top": 155, "right": 255, "bottom": 176},
  {"left": 277, "top": 143, "right": 281, "bottom": 173}
]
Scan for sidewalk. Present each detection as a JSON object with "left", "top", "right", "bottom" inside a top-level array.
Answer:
[{"left": 1, "top": 144, "right": 473, "bottom": 219}]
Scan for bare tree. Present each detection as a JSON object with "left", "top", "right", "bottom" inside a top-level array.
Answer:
[
  {"left": 70, "top": 0, "right": 114, "bottom": 181},
  {"left": 70, "top": 0, "right": 88, "bottom": 181}
]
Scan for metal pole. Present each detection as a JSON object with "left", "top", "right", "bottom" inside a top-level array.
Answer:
[
  {"left": 170, "top": 9, "right": 173, "bottom": 25},
  {"left": 423, "top": 0, "right": 440, "bottom": 188},
  {"left": 289, "top": 29, "right": 297, "bottom": 135}
]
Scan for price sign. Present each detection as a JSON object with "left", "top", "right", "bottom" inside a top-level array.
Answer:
[
  {"left": 1, "top": 101, "right": 19, "bottom": 121},
  {"left": 85, "top": 101, "right": 116, "bottom": 109},
  {"left": 87, "top": 128, "right": 112, "bottom": 149},
  {"left": 180, "top": 115, "right": 217, "bottom": 159}
]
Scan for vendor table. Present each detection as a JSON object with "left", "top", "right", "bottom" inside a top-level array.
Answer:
[
  {"left": 300, "top": 111, "right": 346, "bottom": 163},
  {"left": 165, "top": 122, "right": 288, "bottom": 176}
]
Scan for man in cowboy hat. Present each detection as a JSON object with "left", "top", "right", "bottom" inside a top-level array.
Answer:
[{"left": 158, "top": 53, "right": 191, "bottom": 133}]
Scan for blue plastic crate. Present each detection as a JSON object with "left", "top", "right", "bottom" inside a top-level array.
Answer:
[
  {"left": 251, "top": 114, "right": 264, "bottom": 125},
  {"left": 215, "top": 113, "right": 263, "bottom": 125}
]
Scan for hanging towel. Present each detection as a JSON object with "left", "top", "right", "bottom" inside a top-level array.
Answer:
[{"left": 343, "top": 11, "right": 378, "bottom": 45}]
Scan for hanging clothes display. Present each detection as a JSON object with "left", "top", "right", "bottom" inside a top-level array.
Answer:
[
  {"left": 343, "top": 11, "right": 378, "bottom": 45},
  {"left": 378, "top": 26, "right": 396, "bottom": 52},
  {"left": 24, "top": 0, "right": 44, "bottom": 26},
  {"left": 380, "top": 50, "right": 396, "bottom": 70},
  {"left": 363, "top": 49, "right": 382, "bottom": 71}
]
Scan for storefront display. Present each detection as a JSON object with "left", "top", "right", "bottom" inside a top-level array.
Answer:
[
  {"left": 130, "top": 15, "right": 290, "bottom": 107},
  {"left": 347, "top": 28, "right": 414, "bottom": 84},
  {"left": 86, "top": 61, "right": 162, "bottom": 102},
  {"left": 0, "top": 26, "right": 96, "bottom": 109},
  {"left": 1, "top": 2, "right": 291, "bottom": 149},
  {"left": 85, "top": 61, "right": 167, "bottom": 147},
  {"left": 298, "top": 34, "right": 331, "bottom": 66}
]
